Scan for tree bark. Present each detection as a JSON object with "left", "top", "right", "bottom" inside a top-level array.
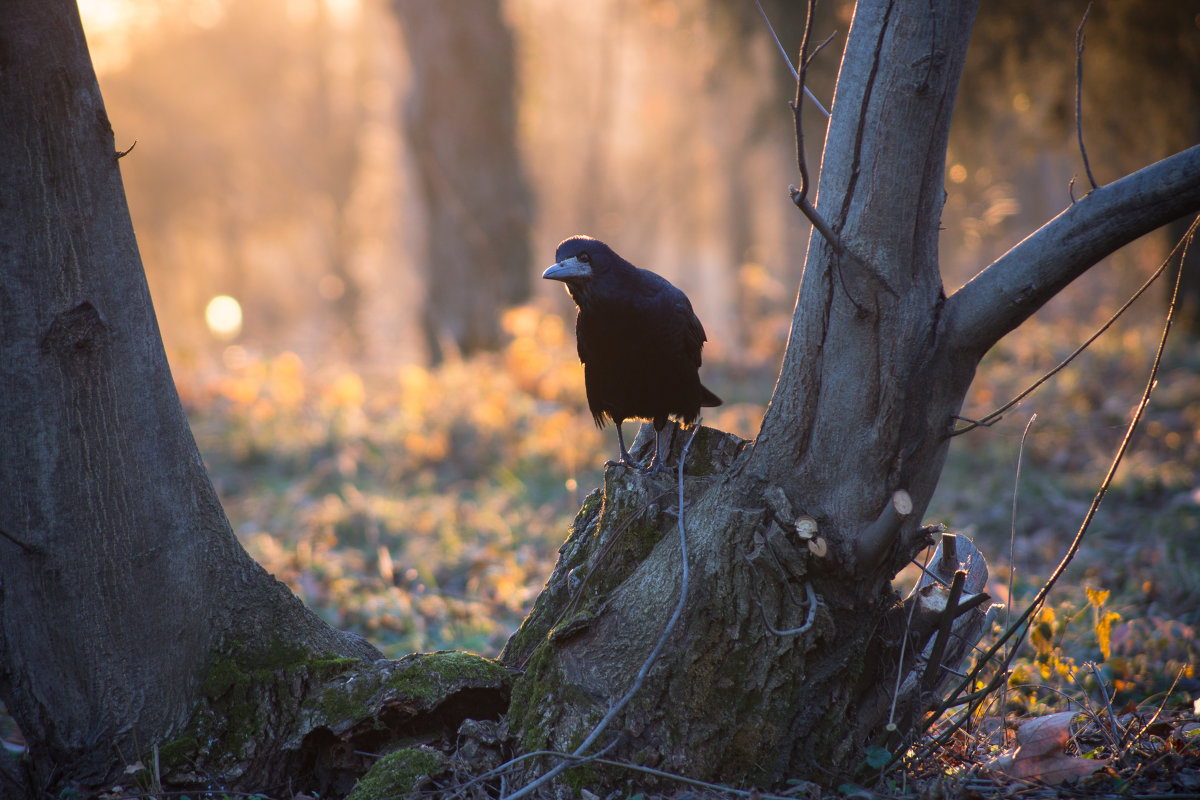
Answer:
[
  {"left": 0, "top": 4, "right": 506, "bottom": 794},
  {"left": 6, "top": 0, "right": 1200, "bottom": 795},
  {"left": 501, "top": 0, "right": 1200, "bottom": 791}
]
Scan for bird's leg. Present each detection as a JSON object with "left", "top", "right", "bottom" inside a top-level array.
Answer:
[
  {"left": 606, "top": 422, "right": 644, "bottom": 469},
  {"left": 645, "top": 421, "right": 669, "bottom": 475}
]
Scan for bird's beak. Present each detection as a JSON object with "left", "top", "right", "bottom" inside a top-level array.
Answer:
[{"left": 542, "top": 256, "right": 592, "bottom": 282}]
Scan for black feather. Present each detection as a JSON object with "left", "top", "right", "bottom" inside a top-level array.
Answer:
[{"left": 543, "top": 235, "right": 722, "bottom": 473}]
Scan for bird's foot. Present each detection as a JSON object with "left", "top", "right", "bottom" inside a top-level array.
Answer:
[
  {"left": 643, "top": 456, "right": 668, "bottom": 476},
  {"left": 606, "top": 453, "right": 645, "bottom": 470}
]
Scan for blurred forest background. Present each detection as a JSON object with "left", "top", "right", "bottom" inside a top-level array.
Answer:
[{"left": 58, "top": 0, "right": 1200, "bottom": 702}]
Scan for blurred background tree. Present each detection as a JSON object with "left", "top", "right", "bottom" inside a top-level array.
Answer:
[
  {"left": 6, "top": 1, "right": 1197, "bottom": 780},
  {"left": 955, "top": 0, "right": 1200, "bottom": 330},
  {"left": 393, "top": 0, "right": 533, "bottom": 363},
  {"left": 83, "top": 0, "right": 1199, "bottom": 381}
]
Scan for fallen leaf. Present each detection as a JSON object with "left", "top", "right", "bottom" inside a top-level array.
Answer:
[{"left": 985, "top": 712, "right": 1108, "bottom": 783}]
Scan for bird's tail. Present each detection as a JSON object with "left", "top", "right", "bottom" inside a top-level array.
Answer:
[{"left": 700, "top": 385, "right": 722, "bottom": 408}]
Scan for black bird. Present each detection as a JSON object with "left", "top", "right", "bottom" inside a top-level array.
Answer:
[{"left": 542, "top": 235, "right": 722, "bottom": 474}]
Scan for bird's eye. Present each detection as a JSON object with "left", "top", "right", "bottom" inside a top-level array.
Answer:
[{"left": 578, "top": 252, "right": 590, "bottom": 263}]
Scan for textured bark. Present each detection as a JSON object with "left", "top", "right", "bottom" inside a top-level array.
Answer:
[
  {"left": 501, "top": 426, "right": 982, "bottom": 787},
  {"left": 161, "top": 650, "right": 511, "bottom": 796},
  {"left": 0, "top": 3, "right": 411, "bottom": 792},
  {"left": 501, "top": 0, "right": 1200, "bottom": 792}
]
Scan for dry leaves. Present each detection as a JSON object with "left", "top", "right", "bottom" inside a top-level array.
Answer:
[{"left": 985, "top": 711, "right": 1108, "bottom": 783}]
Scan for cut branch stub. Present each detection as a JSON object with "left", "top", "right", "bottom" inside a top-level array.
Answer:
[
  {"left": 502, "top": 427, "right": 919, "bottom": 789},
  {"left": 795, "top": 514, "right": 818, "bottom": 540},
  {"left": 856, "top": 489, "right": 914, "bottom": 572},
  {"left": 852, "top": 532, "right": 994, "bottom": 750}
]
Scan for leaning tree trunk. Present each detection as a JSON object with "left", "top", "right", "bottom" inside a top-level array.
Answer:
[
  {"left": 501, "top": 1, "right": 1200, "bottom": 791},
  {"left": 0, "top": 4, "right": 509, "bottom": 794}
]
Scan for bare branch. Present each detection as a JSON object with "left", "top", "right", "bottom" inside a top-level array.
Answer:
[
  {"left": 951, "top": 219, "right": 1195, "bottom": 436},
  {"left": 943, "top": 144, "right": 1200, "bottom": 357},
  {"left": 791, "top": 0, "right": 819, "bottom": 205},
  {"left": 754, "top": 0, "right": 831, "bottom": 118},
  {"left": 929, "top": 256, "right": 1186, "bottom": 736},
  {"left": 921, "top": 570, "right": 965, "bottom": 693},
  {"left": 789, "top": 187, "right": 838, "bottom": 248},
  {"left": 807, "top": 30, "right": 838, "bottom": 68},
  {"left": 855, "top": 489, "right": 913, "bottom": 571},
  {"left": 1074, "top": 3, "right": 1099, "bottom": 192}
]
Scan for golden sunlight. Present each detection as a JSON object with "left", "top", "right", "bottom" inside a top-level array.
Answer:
[{"left": 205, "top": 294, "right": 243, "bottom": 340}]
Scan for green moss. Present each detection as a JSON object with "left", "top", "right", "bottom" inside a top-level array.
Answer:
[
  {"left": 309, "top": 654, "right": 362, "bottom": 675},
  {"left": 561, "top": 762, "right": 600, "bottom": 794},
  {"left": 157, "top": 638, "right": 364, "bottom": 774},
  {"left": 200, "top": 657, "right": 248, "bottom": 698},
  {"left": 155, "top": 734, "right": 198, "bottom": 767},
  {"left": 346, "top": 747, "right": 447, "bottom": 800},
  {"left": 575, "top": 487, "right": 603, "bottom": 525},
  {"left": 303, "top": 665, "right": 382, "bottom": 722},
  {"left": 387, "top": 651, "right": 507, "bottom": 701}
]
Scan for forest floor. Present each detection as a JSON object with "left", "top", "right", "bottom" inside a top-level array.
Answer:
[{"left": 2, "top": 304, "right": 1198, "bottom": 798}]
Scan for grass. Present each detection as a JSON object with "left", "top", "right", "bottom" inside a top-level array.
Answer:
[
  {"left": 187, "top": 305, "right": 1199, "bottom": 651},
  {"left": 184, "top": 303, "right": 1200, "bottom": 700},
  {"left": 2, "top": 300, "right": 1198, "bottom": 795},
  {"left": 930, "top": 315, "right": 1200, "bottom": 709}
]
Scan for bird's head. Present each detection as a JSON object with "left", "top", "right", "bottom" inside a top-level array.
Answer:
[{"left": 543, "top": 236, "right": 627, "bottom": 306}]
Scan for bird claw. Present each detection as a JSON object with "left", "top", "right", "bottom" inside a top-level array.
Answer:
[
  {"left": 604, "top": 455, "right": 674, "bottom": 475},
  {"left": 606, "top": 455, "right": 645, "bottom": 471}
]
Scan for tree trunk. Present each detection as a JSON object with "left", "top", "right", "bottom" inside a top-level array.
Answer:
[
  {"left": 392, "top": 0, "right": 534, "bottom": 363},
  {"left": 0, "top": 4, "right": 508, "bottom": 793},
  {"left": 500, "top": 0, "right": 1200, "bottom": 791},
  {"left": 6, "top": 1, "right": 1200, "bottom": 795}
]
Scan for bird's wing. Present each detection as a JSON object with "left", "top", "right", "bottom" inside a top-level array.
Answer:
[
  {"left": 681, "top": 297, "right": 708, "bottom": 366},
  {"left": 659, "top": 288, "right": 707, "bottom": 369}
]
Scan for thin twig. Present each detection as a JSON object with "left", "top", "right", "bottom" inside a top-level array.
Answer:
[
  {"left": 502, "top": 424, "right": 702, "bottom": 800},
  {"left": 1001, "top": 412, "right": 1036, "bottom": 744},
  {"left": 773, "top": 0, "right": 876, "bottom": 314},
  {"left": 1084, "top": 661, "right": 1123, "bottom": 754},
  {"left": 791, "top": 0, "right": 818, "bottom": 204},
  {"left": 754, "top": 0, "right": 830, "bottom": 118},
  {"left": 807, "top": 30, "right": 838, "bottom": 67},
  {"left": 950, "top": 216, "right": 1199, "bottom": 437},
  {"left": 461, "top": 740, "right": 624, "bottom": 800},
  {"left": 784, "top": 0, "right": 842, "bottom": 256},
  {"left": 473, "top": 743, "right": 806, "bottom": 800},
  {"left": 889, "top": 547, "right": 938, "bottom": 731},
  {"left": 909, "top": 556, "right": 950, "bottom": 588},
  {"left": 926, "top": 218, "right": 1188, "bottom": 740},
  {"left": 1074, "top": 2, "right": 1099, "bottom": 192},
  {"left": 1122, "top": 665, "right": 1186, "bottom": 757},
  {"left": 789, "top": 190, "right": 874, "bottom": 313},
  {"left": 739, "top": 547, "right": 820, "bottom": 636}
]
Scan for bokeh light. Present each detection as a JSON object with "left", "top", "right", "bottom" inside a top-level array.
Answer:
[{"left": 205, "top": 295, "right": 243, "bottom": 340}]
